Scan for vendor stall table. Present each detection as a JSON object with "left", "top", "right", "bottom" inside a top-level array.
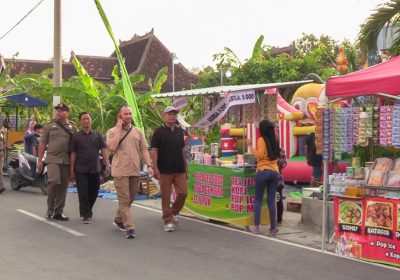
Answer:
[{"left": 185, "top": 163, "right": 270, "bottom": 226}]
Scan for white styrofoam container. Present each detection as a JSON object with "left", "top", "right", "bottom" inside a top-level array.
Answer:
[{"left": 302, "top": 187, "right": 321, "bottom": 199}]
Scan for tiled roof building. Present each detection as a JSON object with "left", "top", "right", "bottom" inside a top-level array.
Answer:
[
  {"left": 4, "top": 30, "right": 197, "bottom": 92},
  {"left": 70, "top": 55, "right": 119, "bottom": 82}
]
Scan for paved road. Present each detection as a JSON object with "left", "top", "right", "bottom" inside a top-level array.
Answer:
[{"left": 0, "top": 186, "right": 399, "bottom": 280}]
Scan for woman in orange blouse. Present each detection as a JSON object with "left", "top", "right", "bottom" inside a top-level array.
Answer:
[{"left": 247, "top": 120, "right": 280, "bottom": 236}]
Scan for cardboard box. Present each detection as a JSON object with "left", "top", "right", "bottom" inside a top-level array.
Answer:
[{"left": 286, "top": 197, "right": 302, "bottom": 212}]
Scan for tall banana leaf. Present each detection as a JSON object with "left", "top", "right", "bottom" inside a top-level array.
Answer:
[
  {"left": 71, "top": 55, "right": 105, "bottom": 130},
  {"left": 109, "top": 74, "right": 145, "bottom": 97},
  {"left": 152, "top": 66, "right": 168, "bottom": 94},
  {"left": 111, "top": 64, "right": 120, "bottom": 84},
  {"left": 143, "top": 66, "right": 169, "bottom": 131},
  {"left": 94, "top": 0, "right": 144, "bottom": 133},
  {"left": 72, "top": 55, "right": 100, "bottom": 98},
  {"left": 250, "top": 35, "right": 265, "bottom": 62}
]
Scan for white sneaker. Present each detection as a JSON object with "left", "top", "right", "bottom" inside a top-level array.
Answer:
[
  {"left": 173, "top": 215, "right": 179, "bottom": 224},
  {"left": 164, "top": 223, "right": 174, "bottom": 232}
]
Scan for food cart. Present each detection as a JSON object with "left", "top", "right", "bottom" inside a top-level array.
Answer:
[
  {"left": 0, "top": 93, "right": 48, "bottom": 168},
  {"left": 0, "top": 93, "right": 48, "bottom": 145},
  {"left": 321, "top": 56, "right": 400, "bottom": 267},
  {"left": 152, "top": 81, "right": 312, "bottom": 226}
]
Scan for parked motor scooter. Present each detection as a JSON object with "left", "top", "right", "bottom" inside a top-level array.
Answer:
[{"left": 8, "top": 151, "right": 48, "bottom": 195}]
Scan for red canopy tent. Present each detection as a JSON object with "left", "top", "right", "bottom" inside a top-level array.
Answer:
[
  {"left": 325, "top": 55, "right": 400, "bottom": 98},
  {"left": 322, "top": 55, "right": 400, "bottom": 251}
]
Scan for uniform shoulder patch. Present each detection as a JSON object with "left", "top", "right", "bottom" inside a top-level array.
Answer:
[{"left": 44, "top": 121, "right": 57, "bottom": 128}]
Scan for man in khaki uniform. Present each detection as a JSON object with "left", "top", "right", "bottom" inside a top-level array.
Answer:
[
  {"left": 38, "top": 103, "right": 76, "bottom": 220},
  {"left": 0, "top": 124, "right": 6, "bottom": 194}
]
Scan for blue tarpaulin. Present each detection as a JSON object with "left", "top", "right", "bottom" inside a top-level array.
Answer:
[
  {"left": 67, "top": 186, "right": 161, "bottom": 201},
  {"left": 0, "top": 93, "right": 48, "bottom": 107}
]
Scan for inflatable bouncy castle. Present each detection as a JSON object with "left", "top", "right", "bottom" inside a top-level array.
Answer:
[{"left": 277, "top": 83, "right": 346, "bottom": 184}]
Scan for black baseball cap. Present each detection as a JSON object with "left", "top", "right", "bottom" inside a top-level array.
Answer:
[{"left": 54, "top": 103, "right": 70, "bottom": 112}]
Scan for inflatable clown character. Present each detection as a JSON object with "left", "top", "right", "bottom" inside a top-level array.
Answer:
[
  {"left": 277, "top": 83, "right": 325, "bottom": 159},
  {"left": 290, "top": 83, "right": 325, "bottom": 126}
]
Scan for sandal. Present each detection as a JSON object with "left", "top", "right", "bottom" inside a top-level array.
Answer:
[
  {"left": 267, "top": 228, "right": 279, "bottom": 237},
  {"left": 249, "top": 225, "right": 260, "bottom": 234}
]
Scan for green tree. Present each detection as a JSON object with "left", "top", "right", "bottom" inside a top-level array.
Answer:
[
  {"left": 197, "top": 66, "right": 220, "bottom": 88},
  {"left": 295, "top": 33, "right": 338, "bottom": 68},
  {"left": 233, "top": 35, "right": 340, "bottom": 99},
  {"left": 196, "top": 33, "right": 363, "bottom": 103}
]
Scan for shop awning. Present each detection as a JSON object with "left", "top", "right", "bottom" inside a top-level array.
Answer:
[
  {"left": 325, "top": 55, "right": 400, "bottom": 98},
  {"left": 151, "top": 80, "right": 313, "bottom": 98},
  {"left": 0, "top": 93, "right": 48, "bottom": 107}
]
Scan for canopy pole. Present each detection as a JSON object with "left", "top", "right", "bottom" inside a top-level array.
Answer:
[
  {"left": 374, "top": 92, "right": 400, "bottom": 101},
  {"left": 321, "top": 98, "right": 330, "bottom": 251},
  {"left": 321, "top": 155, "right": 329, "bottom": 251}
]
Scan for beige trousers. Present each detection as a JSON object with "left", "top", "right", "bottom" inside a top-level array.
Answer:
[{"left": 114, "top": 176, "right": 139, "bottom": 230}]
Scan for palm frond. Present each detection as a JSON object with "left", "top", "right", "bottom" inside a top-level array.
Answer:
[
  {"left": 358, "top": 0, "right": 400, "bottom": 55},
  {"left": 224, "top": 47, "right": 242, "bottom": 66}
]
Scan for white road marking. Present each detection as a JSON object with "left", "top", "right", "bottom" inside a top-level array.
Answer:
[
  {"left": 133, "top": 203, "right": 400, "bottom": 272},
  {"left": 16, "top": 209, "right": 85, "bottom": 237}
]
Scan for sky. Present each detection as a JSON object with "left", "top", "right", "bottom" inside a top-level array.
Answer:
[{"left": 0, "top": 0, "right": 386, "bottom": 70}]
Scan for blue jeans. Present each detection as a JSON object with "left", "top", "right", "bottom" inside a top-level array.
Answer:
[
  {"left": 312, "top": 165, "right": 322, "bottom": 180},
  {"left": 254, "top": 169, "right": 280, "bottom": 230}
]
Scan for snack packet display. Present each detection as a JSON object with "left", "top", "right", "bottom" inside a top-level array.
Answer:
[
  {"left": 392, "top": 104, "right": 400, "bottom": 146},
  {"left": 357, "top": 109, "right": 368, "bottom": 147},
  {"left": 372, "top": 106, "right": 380, "bottom": 145},
  {"left": 379, "top": 106, "right": 393, "bottom": 146}
]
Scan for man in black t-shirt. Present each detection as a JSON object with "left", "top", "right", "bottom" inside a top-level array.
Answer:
[
  {"left": 70, "top": 112, "right": 110, "bottom": 224},
  {"left": 306, "top": 132, "right": 323, "bottom": 187},
  {"left": 151, "top": 106, "right": 187, "bottom": 232}
]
